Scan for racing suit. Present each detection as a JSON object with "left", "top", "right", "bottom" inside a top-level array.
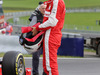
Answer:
[{"left": 35, "top": 0, "right": 66, "bottom": 75}]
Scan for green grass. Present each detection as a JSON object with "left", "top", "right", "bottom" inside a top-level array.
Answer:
[
  {"left": 3, "top": 0, "right": 45, "bottom": 9},
  {"left": 0, "top": 53, "right": 82, "bottom": 58},
  {"left": 9, "top": 12, "right": 100, "bottom": 26},
  {"left": 2, "top": 0, "right": 100, "bottom": 11},
  {"left": 7, "top": 16, "right": 30, "bottom": 25},
  {"left": 8, "top": 12, "right": 100, "bottom": 31},
  {"left": 2, "top": 0, "right": 46, "bottom": 12},
  {"left": 0, "top": 53, "right": 31, "bottom": 57},
  {"left": 65, "top": 0, "right": 100, "bottom": 8},
  {"left": 57, "top": 55, "right": 83, "bottom": 58},
  {"left": 84, "top": 49, "right": 96, "bottom": 53},
  {"left": 64, "top": 12, "right": 100, "bottom": 31},
  {"left": 3, "top": 0, "right": 100, "bottom": 31},
  {"left": 0, "top": 49, "right": 95, "bottom": 57},
  {"left": 65, "top": 12, "right": 100, "bottom": 25},
  {"left": 2, "top": 0, "right": 100, "bottom": 12},
  {"left": 0, "top": 53, "right": 5, "bottom": 57}
]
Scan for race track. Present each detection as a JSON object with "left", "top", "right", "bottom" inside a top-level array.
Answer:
[{"left": 25, "top": 58, "right": 100, "bottom": 75}]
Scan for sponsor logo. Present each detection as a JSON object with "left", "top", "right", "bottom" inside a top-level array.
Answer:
[{"left": 44, "top": 11, "right": 50, "bottom": 17}]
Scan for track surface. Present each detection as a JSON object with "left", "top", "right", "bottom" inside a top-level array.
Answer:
[{"left": 25, "top": 58, "right": 100, "bottom": 75}]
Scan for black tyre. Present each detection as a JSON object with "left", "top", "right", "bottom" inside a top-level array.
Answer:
[{"left": 2, "top": 51, "right": 26, "bottom": 75}]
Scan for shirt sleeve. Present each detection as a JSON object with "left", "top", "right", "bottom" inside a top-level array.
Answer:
[
  {"left": 36, "top": 0, "right": 59, "bottom": 31},
  {"left": 29, "top": 16, "right": 37, "bottom": 26}
]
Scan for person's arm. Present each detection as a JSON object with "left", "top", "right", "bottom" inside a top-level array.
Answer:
[
  {"left": 29, "top": 16, "right": 37, "bottom": 26},
  {"left": 36, "top": 0, "right": 58, "bottom": 31}
]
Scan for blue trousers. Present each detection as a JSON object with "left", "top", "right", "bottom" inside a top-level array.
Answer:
[{"left": 32, "top": 48, "right": 42, "bottom": 75}]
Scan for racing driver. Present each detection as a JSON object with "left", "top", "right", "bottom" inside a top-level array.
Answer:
[{"left": 31, "top": 0, "right": 66, "bottom": 75}]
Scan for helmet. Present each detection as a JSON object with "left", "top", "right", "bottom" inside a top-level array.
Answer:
[{"left": 19, "top": 31, "right": 43, "bottom": 54}]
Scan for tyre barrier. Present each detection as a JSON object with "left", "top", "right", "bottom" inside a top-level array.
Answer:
[
  {"left": 0, "top": 33, "right": 84, "bottom": 57},
  {"left": 58, "top": 32, "right": 84, "bottom": 57}
]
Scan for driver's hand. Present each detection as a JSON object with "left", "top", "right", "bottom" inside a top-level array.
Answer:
[{"left": 31, "top": 27, "right": 38, "bottom": 36}]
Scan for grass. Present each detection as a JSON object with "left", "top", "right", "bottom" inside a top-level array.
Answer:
[
  {"left": 0, "top": 49, "right": 96, "bottom": 57},
  {"left": 64, "top": 12, "right": 100, "bottom": 31},
  {"left": 3, "top": 0, "right": 100, "bottom": 31},
  {"left": 65, "top": 12, "right": 100, "bottom": 26},
  {"left": 7, "top": 12, "right": 100, "bottom": 31},
  {"left": 3, "top": 0, "right": 45, "bottom": 8},
  {"left": 0, "top": 53, "right": 5, "bottom": 57},
  {"left": 65, "top": 0, "right": 100, "bottom": 8},
  {"left": 2, "top": 0, "right": 47, "bottom": 12},
  {"left": 0, "top": 53, "right": 82, "bottom": 58},
  {"left": 0, "top": 53, "right": 32, "bottom": 57},
  {"left": 84, "top": 49, "right": 96, "bottom": 53},
  {"left": 57, "top": 55, "right": 83, "bottom": 58},
  {"left": 2, "top": 0, "right": 100, "bottom": 11}
]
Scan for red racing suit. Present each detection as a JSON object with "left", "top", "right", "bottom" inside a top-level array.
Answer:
[{"left": 36, "top": 0, "right": 66, "bottom": 75}]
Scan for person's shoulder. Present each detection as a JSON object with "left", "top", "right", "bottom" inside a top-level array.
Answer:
[
  {"left": 32, "top": 12, "right": 37, "bottom": 16},
  {"left": 34, "top": 10, "right": 40, "bottom": 14},
  {"left": 32, "top": 10, "right": 39, "bottom": 16}
]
